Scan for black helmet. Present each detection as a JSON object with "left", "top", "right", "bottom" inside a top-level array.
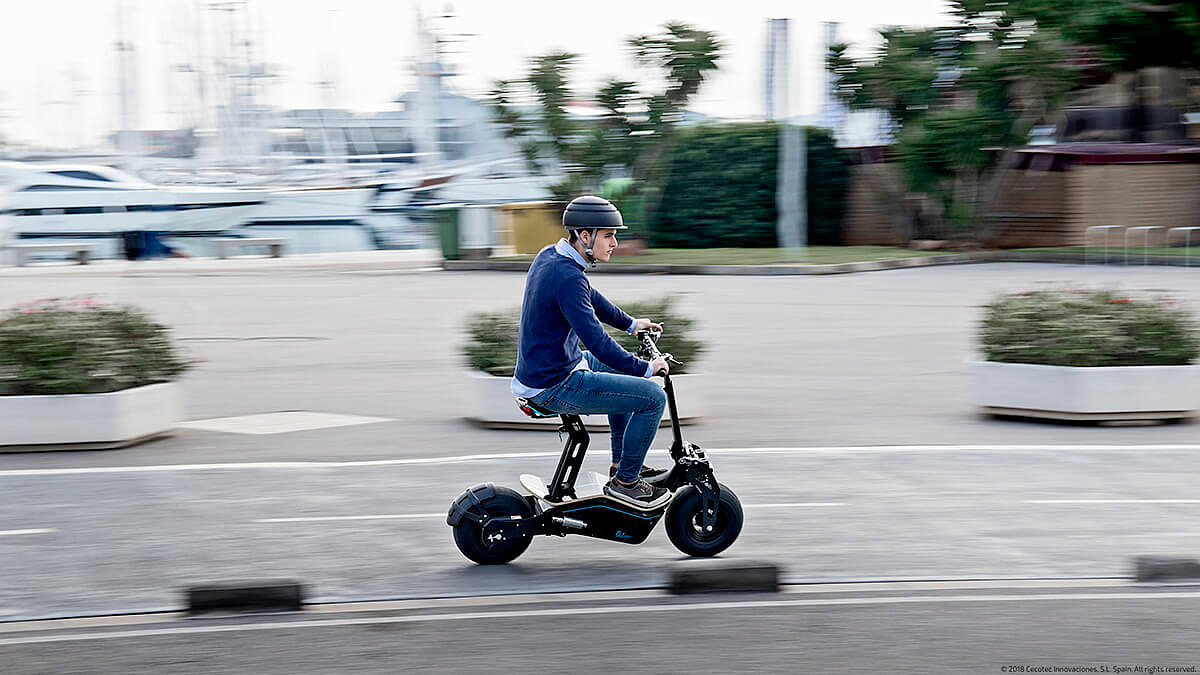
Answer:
[{"left": 562, "top": 195, "right": 626, "bottom": 230}]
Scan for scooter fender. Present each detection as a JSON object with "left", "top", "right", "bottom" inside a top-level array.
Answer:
[{"left": 446, "top": 482, "right": 497, "bottom": 527}]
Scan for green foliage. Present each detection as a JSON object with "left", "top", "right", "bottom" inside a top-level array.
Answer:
[
  {"left": 980, "top": 289, "right": 1200, "bottom": 367},
  {"left": 486, "top": 22, "right": 724, "bottom": 202},
  {"left": 599, "top": 177, "right": 645, "bottom": 235},
  {"left": 651, "top": 123, "right": 849, "bottom": 247},
  {"left": 978, "top": 0, "right": 1200, "bottom": 71},
  {"left": 463, "top": 310, "right": 521, "bottom": 378},
  {"left": 833, "top": 0, "right": 1200, "bottom": 234},
  {"left": 628, "top": 23, "right": 724, "bottom": 113},
  {"left": 0, "top": 298, "right": 191, "bottom": 395},
  {"left": 462, "top": 297, "right": 704, "bottom": 377},
  {"left": 528, "top": 51, "right": 578, "bottom": 158},
  {"left": 830, "top": 3, "right": 1084, "bottom": 233}
]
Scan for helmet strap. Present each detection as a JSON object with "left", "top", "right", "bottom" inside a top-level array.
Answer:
[{"left": 582, "top": 229, "right": 597, "bottom": 266}]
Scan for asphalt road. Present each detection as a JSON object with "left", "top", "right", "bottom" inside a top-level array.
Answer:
[
  {"left": 3, "top": 583, "right": 1200, "bottom": 674},
  {"left": 4, "top": 444, "right": 1200, "bottom": 620}
]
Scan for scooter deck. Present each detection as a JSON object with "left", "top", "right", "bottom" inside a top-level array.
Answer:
[
  {"left": 519, "top": 471, "right": 608, "bottom": 504},
  {"left": 519, "top": 472, "right": 672, "bottom": 516}
]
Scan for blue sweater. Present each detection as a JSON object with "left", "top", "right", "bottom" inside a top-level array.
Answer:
[{"left": 512, "top": 241, "right": 650, "bottom": 392}]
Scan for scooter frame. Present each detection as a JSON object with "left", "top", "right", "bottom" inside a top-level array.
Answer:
[{"left": 447, "top": 332, "right": 722, "bottom": 548}]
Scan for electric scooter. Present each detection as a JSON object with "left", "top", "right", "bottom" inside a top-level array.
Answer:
[{"left": 447, "top": 329, "right": 742, "bottom": 564}]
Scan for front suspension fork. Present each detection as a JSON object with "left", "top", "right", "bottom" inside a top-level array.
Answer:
[{"left": 678, "top": 445, "right": 721, "bottom": 530}]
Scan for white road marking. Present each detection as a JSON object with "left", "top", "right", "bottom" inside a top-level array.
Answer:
[
  {"left": 1026, "top": 499, "right": 1200, "bottom": 505},
  {"left": 5, "top": 444, "right": 1200, "bottom": 478},
  {"left": 743, "top": 502, "right": 849, "bottom": 508},
  {"left": 0, "top": 452, "right": 562, "bottom": 477},
  {"left": 255, "top": 514, "right": 444, "bottom": 523},
  {"left": 179, "top": 412, "right": 394, "bottom": 435},
  {"left": 0, "top": 529, "right": 55, "bottom": 537},
  {"left": 1, "top": 591, "right": 1198, "bottom": 646}
]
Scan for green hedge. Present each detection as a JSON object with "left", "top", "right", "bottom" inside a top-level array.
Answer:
[
  {"left": 650, "top": 123, "right": 850, "bottom": 247},
  {"left": 0, "top": 298, "right": 190, "bottom": 395},
  {"left": 979, "top": 289, "right": 1200, "bottom": 367}
]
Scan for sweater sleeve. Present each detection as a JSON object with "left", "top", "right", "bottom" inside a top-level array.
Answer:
[{"left": 557, "top": 276, "right": 649, "bottom": 377}]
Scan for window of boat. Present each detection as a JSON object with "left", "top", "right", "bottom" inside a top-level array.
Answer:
[
  {"left": 20, "top": 184, "right": 125, "bottom": 191},
  {"left": 49, "top": 170, "right": 115, "bottom": 182}
]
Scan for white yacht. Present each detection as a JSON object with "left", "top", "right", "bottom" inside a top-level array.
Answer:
[{"left": 0, "top": 161, "right": 267, "bottom": 256}]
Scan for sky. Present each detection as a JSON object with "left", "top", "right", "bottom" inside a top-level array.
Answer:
[{"left": 0, "top": 0, "right": 954, "bottom": 149}]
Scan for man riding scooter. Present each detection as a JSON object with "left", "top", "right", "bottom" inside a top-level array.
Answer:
[{"left": 510, "top": 195, "right": 672, "bottom": 508}]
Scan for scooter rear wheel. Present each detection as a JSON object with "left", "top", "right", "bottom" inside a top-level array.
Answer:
[
  {"left": 664, "top": 483, "right": 743, "bottom": 557},
  {"left": 451, "top": 486, "right": 535, "bottom": 565}
]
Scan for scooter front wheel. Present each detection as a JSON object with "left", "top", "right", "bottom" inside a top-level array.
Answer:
[
  {"left": 664, "top": 483, "right": 743, "bottom": 557},
  {"left": 451, "top": 486, "right": 535, "bottom": 565}
]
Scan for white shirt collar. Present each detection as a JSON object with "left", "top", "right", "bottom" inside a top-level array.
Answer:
[{"left": 554, "top": 238, "right": 588, "bottom": 269}]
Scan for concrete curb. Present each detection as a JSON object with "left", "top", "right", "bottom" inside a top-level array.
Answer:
[
  {"left": 444, "top": 252, "right": 992, "bottom": 275},
  {"left": 186, "top": 580, "right": 307, "bottom": 614},
  {"left": 668, "top": 563, "right": 781, "bottom": 594},
  {"left": 1133, "top": 556, "right": 1200, "bottom": 582}
]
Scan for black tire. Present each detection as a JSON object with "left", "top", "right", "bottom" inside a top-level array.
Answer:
[
  {"left": 452, "top": 486, "right": 535, "bottom": 565},
  {"left": 664, "top": 483, "right": 743, "bottom": 557}
]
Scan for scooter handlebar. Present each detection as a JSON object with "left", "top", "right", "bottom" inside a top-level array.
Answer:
[
  {"left": 636, "top": 329, "right": 679, "bottom": 376},
  {"left": 636, "top": 329, "right": 662, "bottom": 360}
]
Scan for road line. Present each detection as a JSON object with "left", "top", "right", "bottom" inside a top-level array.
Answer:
[
  {"left": 743, "top": 502, "right": 849, "bottom": 508},
  {"left": 5, "top": 444, "right": 1200, "bottom": 477},
  {"left": 0, "top": 529, "right": 55, "bottom": 537},
  {"left": 2, "top": 591, "right": 1199, "bottom": 646},
  {"left": 1026, "top": 499, "right": 1200, "bottom": 505},
  {"left": 255, "top": 514, "right": 444, "bottom": 523}
]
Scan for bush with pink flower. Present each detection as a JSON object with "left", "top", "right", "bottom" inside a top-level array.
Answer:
[
  {"left": 980, "top": 289, "right": 1200, "bottom": 367},
  {"left": 0, "top": 297, "right": 190, "bottom": 395}
]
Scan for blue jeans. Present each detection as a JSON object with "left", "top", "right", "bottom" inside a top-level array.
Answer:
[{"left": 530, "top": 351, "right": 666, "bottom": 484}]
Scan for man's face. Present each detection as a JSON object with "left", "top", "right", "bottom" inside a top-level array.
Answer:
[{"left": 584, "top": 229, "right": 619, "bottom": 262}]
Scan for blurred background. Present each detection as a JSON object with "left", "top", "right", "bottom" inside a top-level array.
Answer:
[{"left": 7, "top": 0, "right": 1195, "bottom": 264}]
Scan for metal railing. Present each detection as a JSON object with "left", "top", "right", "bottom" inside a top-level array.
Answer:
[
  {"left": 1167, "top": 226, "right": 1200, "bottom": 267},
  {"left": 1124, "top": 226, "right": 1163, "bottom": 266},
  {"left": 1085, "top": 225, "right": 1121, "bottom": 265}
]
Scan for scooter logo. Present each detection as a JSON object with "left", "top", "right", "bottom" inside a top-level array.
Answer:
[{"left": 614, "top": 530, "right": 632, "bottom": 540}]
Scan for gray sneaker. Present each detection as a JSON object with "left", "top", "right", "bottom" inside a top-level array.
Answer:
[{"left": 605, "top": 478, "right": 671, "bottom": 509}]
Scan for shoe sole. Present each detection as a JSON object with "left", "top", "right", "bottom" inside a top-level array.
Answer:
[{"left": 603, "top": 487, "right": 671, "bottom": 510}]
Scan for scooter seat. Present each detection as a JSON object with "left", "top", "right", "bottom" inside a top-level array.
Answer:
[{"left": 516, "top": 397, "right": 558, "bottom": 419}]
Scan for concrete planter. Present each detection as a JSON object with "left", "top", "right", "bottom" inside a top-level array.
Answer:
[
  {"left": 0, "top": 382, "right": 184, "bottom": 451},
  {"left": 468, "top": 372, "right": 703, "bottom": 430},
  {"left": 970, "top": 361, "right": 1200, "bottom": 421}
]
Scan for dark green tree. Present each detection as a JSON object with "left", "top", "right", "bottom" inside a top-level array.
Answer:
[
  {"left": 486, "top": 23, "right": 724, "bottom": 211},
  {"left": 830, "top": 0, "right": 1200, "bottom": 235},
  {"left": 628, "top": 22, "right": 724, "bottom": 117},
  {"left": 651, "top": 124, "right": 849, "bottom": 247}
]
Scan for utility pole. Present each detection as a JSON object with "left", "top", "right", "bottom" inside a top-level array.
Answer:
[
  {"left": 115, "top": 0, "right": 141, "bottom": 166},
  {"left": 767, "top": 17, "right": 806, "bottom": 261}
]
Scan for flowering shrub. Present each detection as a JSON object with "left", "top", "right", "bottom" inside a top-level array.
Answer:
[
  {"left": 463, "top": 297, "right": 703, "bottom": 377},
  {"left": 980, "top": 289, "right": 1200, "bottom": 367},
  {"left": 0, "top": 298, "right": 190, "bottom": 395}
]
